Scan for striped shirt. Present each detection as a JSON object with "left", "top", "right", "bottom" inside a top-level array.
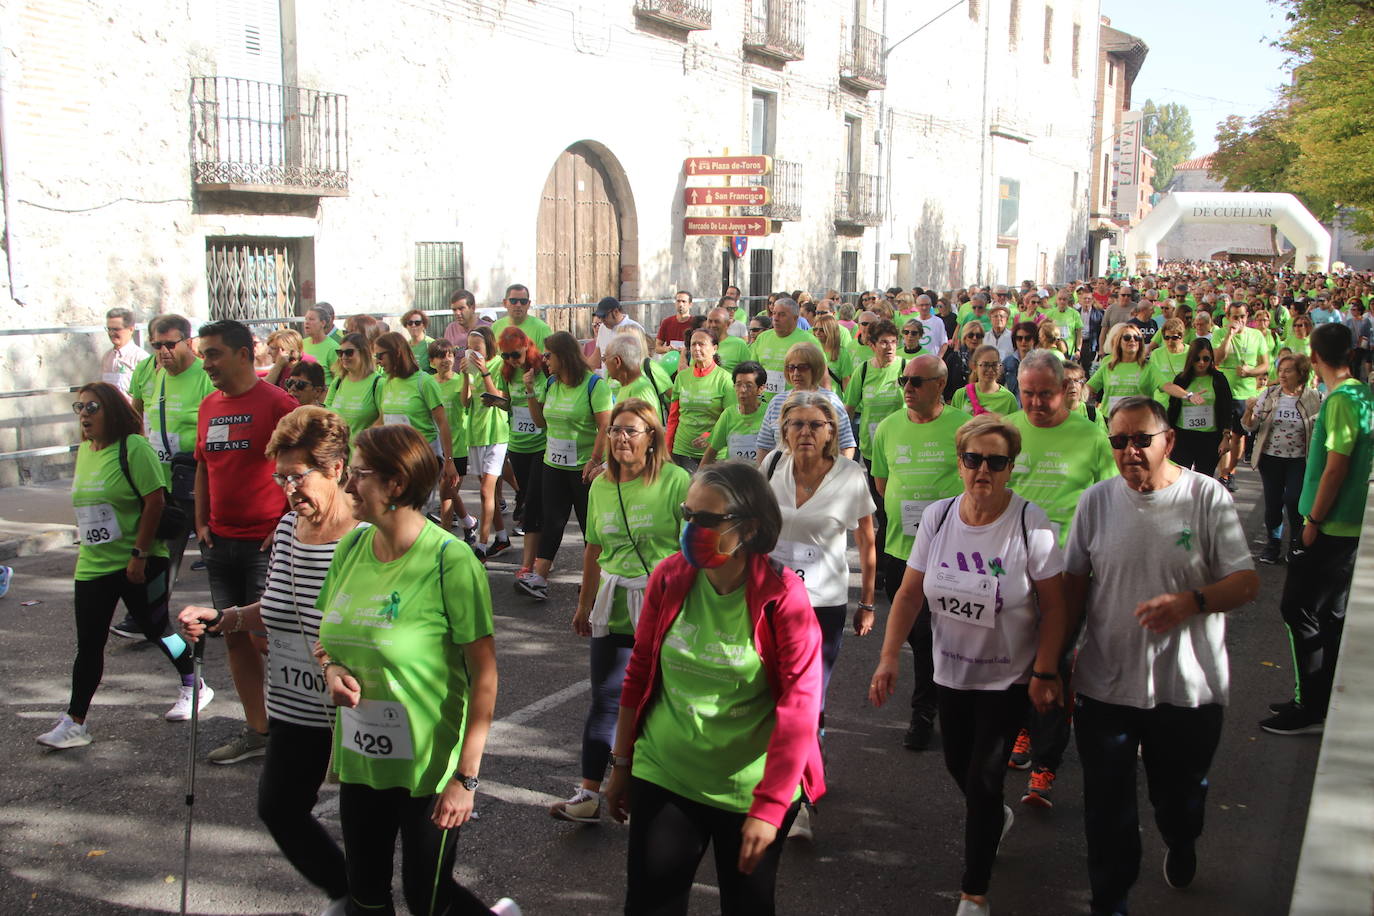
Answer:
[{"left": 260, "top": 513, "right": 366, "bottom": 728}]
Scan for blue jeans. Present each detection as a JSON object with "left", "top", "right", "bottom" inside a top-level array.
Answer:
[
  {"left": 1075, "top": 696, "right": 1223, "bottom": 916},
  {"left": 582, "top": 633, "right": 635, "bottom": 782}
]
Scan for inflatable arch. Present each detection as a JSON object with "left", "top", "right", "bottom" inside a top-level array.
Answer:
[{"left": 1124, "top": 192, "right": 1331, "bottom": 275}]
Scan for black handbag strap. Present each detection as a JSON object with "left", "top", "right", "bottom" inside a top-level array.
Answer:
[
  {"left": 157, "top": 373, "right": 173, "bottom": 458},
  {"left": 615, "top": 477, "right": 653, "bottom": 577}
]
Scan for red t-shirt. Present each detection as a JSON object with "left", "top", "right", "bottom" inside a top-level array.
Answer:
[
  {"left": 194, "top": 380, "right": 296, "bottom": 539},
  {"left": 656, "top": 314, "right": 694, "bottom": 348}
]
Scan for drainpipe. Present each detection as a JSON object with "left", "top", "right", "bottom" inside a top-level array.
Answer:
[
  {"left": 974, "top": 0, "right": 992, "bottom": 284},
  {"left": 873, "top": 0, "right": 888, "bottom": 293},
  {"left": 0, "top": 41, "right": 25, "bottom": 304}
]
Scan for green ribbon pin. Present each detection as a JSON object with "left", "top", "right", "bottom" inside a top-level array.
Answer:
[
  {"left": 989, "top": 559, "right": 1006, "bottom": 577},
  {"left": 1176, "top": 527, "right": 1193, "bottom": 551},
  {"left": 381, "top": 591, "right": 401, "bottom": 622}
]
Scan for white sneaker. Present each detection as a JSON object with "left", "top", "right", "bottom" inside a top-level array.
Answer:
[
  {"left": 955, "top": 897, "right": 991, "bottom": 916},
  {"left": 548, "top": 786, "right": 601, "bottom": 823},
  {"left": 788, "top": 803, "right": 814, "bottom": 841},
  {"left": 36, "top": 715, "right": 92, "bottom": 749},
  {"left": 490, "top": 899, "right": 522, "bottom": 916},
  {"left": 318, "top": 898, "right": 348, "bottom": 916},
  {"left": 165, "top": 681, "right": 215, "bottom": 721}
]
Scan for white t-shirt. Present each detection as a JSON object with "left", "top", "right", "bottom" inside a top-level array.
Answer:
[
  {"left": 987, "top": 327, "right": 1015, "bottom": 358},
  {"left": 908, "top": 494, "right": 1062, "bottom": 690},
  {"left": 915, "top": 313, "right": 948, "bottom": 353},
  {"left": 595, "top": 317, "right": 646, "bottom": 357},
  {"left": 1065, "top": 470, "right": 1254, "bottom": 709},
  {"left": 768, "top": 453, "right": 876, "bottom": 608}
]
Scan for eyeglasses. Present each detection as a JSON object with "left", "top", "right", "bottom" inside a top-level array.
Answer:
[
  {"left": 898, "top": 375, "right": 942, "bottom": 388},
  {"left": 507, "top": 297, "right": 531, "bottom": 306},
  {"left": 1164, "top": 335, "right": 1183, "bottom": 341},
  {"left": 71, "top": 400, "right": 101, "bottom": 415},
  {"left": 901, "top": 330, "right": 922, "bottom": 336},
  {"left": 784, "top": 363, "right": 813, "bottom": 373},
  {"left": 959, "top": 452, "right": 1012, "bottom": 472},
  {"left": 338, "top": 348, "right": 358, "bottom": 357},
  {"left": 1195, "top": 355, "right": 1213, "bottom": 363},
  {"left": 345, "top": 466, "right": 380, "bottom": 481},
  {"left": 976, "top": 361, "right": 1000, "bottom": 370},
  {"left": 285, "top": 379, "right": 314, "bottom": 391},
  {"left": 748, "top": 326, "right": 764, "bottom": 334},
  {"left": 607, "top": 425, "right": 649, "bottom": 439},
  {"left": 784, "top": 419, "right": 831, "bottom": 433},
  {"left": 404, "top": 319, "right": 426, "bottom": 327},
  {"left": 500, "top": 351, "right": 522, "bottom": 360},
  {"left": 680, "top": 505, "right": 743, "bottom": 528},
  {"left": 105, "top": 326, "right": 127, "bottom": 334},
  {"left": 1107, "top": 430, "right": 1169, "bottom": 450},
  {"left": 150, "top": 338, "right": 184, "bottom": 351},
  {"left": 272, "top": 467, "right": 323, "bottom": 488}
]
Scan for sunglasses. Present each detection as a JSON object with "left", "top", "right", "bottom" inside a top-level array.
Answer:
[
  {"left": 404, "top": 319, "right": 426, "bottom": 327},
  {"left": 285, "top": 379, "right": 314, "bottom": 391},
  {"left": 500, "top": 351, "right": 522, "bottom": 360},
  {"left": 1013, "top": 334, "right": 1034, "bottom": 341},
  {"left": 1195, "top": 355, "right": 1213, "bottom": 363},
  {"left": 150, "top": 338, "right": 184, "bottom": 351},
  {"left": 898, "top": 375, "right": 942, "bottom": 388},
  {"left": 338, "top": 348, "right": 358, "bottom": 357},
  {"left": 1120, "top": 335, "right": 1142, "bottom": 342},
  {"left": 959, "top": 452, "right": 1011, "bottom": 472},
  {"left": 72, "top": 400, "right": 101, "bottom": 415},
  {"left": 680, "top": 505, "right": 743, "bottom": 528},
  {"left": 965, "top": 333, "right": 985, "bottom": 340},
  {"left": 901, "top": 330, "right": 922, "bottom": 336},
  {"left": 1164, "top": 335, "right": 1183, "bottom": 341},
  {"left": 507, "top": 297, "right": 531, "bottom": 306},
  {"left": 1108, "top": 430, "right": 1168, "bottom": 450}
]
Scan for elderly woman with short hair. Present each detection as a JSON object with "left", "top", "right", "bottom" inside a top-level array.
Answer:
[{"left": 265, "top": 328, "right": 317, "bottom": 388}]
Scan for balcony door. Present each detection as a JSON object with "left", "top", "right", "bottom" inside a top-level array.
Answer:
[{"left": 215, "top": 0, "right": 285, "bottom": 167}]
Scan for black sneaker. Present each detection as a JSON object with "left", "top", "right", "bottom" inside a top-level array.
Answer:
[
  {"left": 1163, "top": 843, "right": 1197, "bottom": 889},
  {"left": 903, "top": 715, "right": 933, "bottom": 751},
  {"left": 1260, "top": 705, "right": 1324, "bottom": 735},
  {"left": 1268, "top": 698, "right": 1299, "bottom": 715},
  {"left": 462, "top": 525, "right": 477, "bottom": 546},
  {"left": 1219, "top": 475, "right": 1238, "bottom": 493},
  {"left": 485, "top": 538, "right": 511, "bottom": 558},
  {"left": 110, "top": 614, "right": 141, "bottom": 639},
  {"left": 190, "top": 559, "right": 207, "bottom": 571},
  {"left": 1258, "top": 538, "right": 1282, "bottom": 565}
]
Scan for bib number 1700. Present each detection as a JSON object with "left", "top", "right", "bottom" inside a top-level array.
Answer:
[{"left": 934, "top": 594, "right": 986, "bottom": 621}]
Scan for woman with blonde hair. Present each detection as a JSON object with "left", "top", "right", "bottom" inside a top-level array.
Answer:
[
  {"left": 1145, "top": 317, "right": 1190, "bottom": 406},
  {"left": 752, "top": 341, "right": 857, "bottom": 460},
  {"left": 1086, "top": 323, "right": 1149, "bottom": 413},
  {"left": 1036, "top": 321, "right": 1068, "bottom": 360},
  {"left": 265, "top": 328, "right": 316, "bottom": 388},
  {"left": 812, "top": 314, "right": 854, "bottom": 391},
  {"left": 550, "top": 398, "right": 691, "bottom": 824},
  {"left": 324, "top": 332, "right": 382, "bottom": 443}
]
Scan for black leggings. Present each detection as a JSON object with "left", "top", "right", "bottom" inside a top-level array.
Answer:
[
  {"left": 258, "top": 719, "right": 348, "bottom": 901},
  {"left": 625, "top": 776, "right": 800, "bottom": 916},
  {"left": 582, "top": 633, "right": 635, "bottom": 782},
  {"left": 937, "top": 684, "right": 1029, "bottom": 897},
  {"left": 338, "top": 782, "right": 490, "bottom": 916},
  {"left": 70, "top": 557, "right": 191, "bottom": 719},
  {"left": 1169, "top": 428, "right": 1224, "bottom": 477},
  {"left": 1257, "top": 453, "right": 1305, "bottom": 540},
  {"left": 509, "top": 449, "right": 543, "bottom": 532},
  {"left": 538, "top": 464, "right": 590, "bottom": 563}
]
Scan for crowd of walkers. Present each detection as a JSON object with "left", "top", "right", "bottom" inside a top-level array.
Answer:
[{"left": 20, "top": 261, "right": 1374, "bottom": 915}]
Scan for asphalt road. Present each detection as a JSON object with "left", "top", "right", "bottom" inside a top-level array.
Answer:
[{"left": 0, "top": 473, "right": 1320, "bottom": 915}]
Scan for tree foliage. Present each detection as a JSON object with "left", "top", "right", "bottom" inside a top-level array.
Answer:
[
  {"left": 1141, "top": 100, "right": 1195, "bottom": 193},
  {"left": 1209, "top": 0, "right": 1374, "bottom": 236}
]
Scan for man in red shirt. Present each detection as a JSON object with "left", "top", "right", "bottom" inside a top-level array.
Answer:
[
  {"left": 655, "top": 290, "right": 695, "bottom": 354},
  {"left": 193, "top": 320, "right": 297, "bottom": 765}
]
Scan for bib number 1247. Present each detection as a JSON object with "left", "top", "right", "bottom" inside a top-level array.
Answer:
[{"left": 934, "top": 594, "right": 987, "bottom": 621}]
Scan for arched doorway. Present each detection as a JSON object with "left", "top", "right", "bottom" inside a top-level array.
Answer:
[{"left": 535, "top": 142, "right": 639, "bottom": 330}]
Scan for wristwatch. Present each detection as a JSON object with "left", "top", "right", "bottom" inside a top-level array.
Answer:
[
  {"left": 130, "top": 547, "right": 147, "bottom": 559},
  {"left": 455, "top": 773, "right": 480, "bottom": 792}
]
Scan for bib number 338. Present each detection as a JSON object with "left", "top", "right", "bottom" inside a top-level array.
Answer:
[
  {"left": 929, "top": 567, "right": 997, "bottom": 629},
  {"left": 340, "top": 699, "right": 415, "bottom": 760}
]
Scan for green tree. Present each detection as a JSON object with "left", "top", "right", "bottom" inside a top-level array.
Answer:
[{"left": 1141, "top": 100, "right": 1195, "bottom": 192}]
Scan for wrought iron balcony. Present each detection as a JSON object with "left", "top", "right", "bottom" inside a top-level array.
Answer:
[
  {"left": 191, "top": 76, "right": 348, "bottom": 196},
  {"left": 744, "top": 0, "right": 805, "bottom": 62},
  {"left": 834, "top": 172, "right": 884, "bottom": 227},
  {"left": 840, "top": 24, "right": 886, "bottom": 90},
  {"left": 634, "top": 0, "right": 711, "bottom": 31},
  {"left": 741, "top": 159, "right": 803, "bottom": 222}
]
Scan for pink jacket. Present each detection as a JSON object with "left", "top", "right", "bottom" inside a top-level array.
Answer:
[{"left": 619, "top": 552, "right": 826, "bottom": 827}]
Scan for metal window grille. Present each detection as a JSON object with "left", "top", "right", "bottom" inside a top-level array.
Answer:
[
  {"left": 748, "top": 249, "right": 775, "bottom": 305},
  {"left": 744, "top": 0, "right": 805, "bottom": 61},
  {"left": 414, "top": 242, "right": 465, "bottom": 339},
  {"left": 834, "top": 172, "right": 884, "bottom": 226},
  {"left": 206, "top": 240, "right": 299, "bottom": 322},
  {"left": 840, "top": 24, "right": 886, "bottom": 90},
  {"left": 633, "top": 0, "right": 712, "bottom": 30},
  {"left": 840, "top": 252, "right": 859, "bottom": 304},
  {"left": 742, "top": 159, "right": 803, "bottom": 222}
]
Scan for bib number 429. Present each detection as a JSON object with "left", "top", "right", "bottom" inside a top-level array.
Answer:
[{"left": 352, "top": 730, "right": 393, "bottom": 757}]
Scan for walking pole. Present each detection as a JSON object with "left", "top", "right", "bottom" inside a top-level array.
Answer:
[{"left": 180, "top": 637, "right": 206, "bottom": 916}]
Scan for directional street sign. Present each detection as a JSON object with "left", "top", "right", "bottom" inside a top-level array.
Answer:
[
  {"left": 683, "top": 216, "right": 769, "bottom": 237},
  {"left": 683, "top": 186, "right": 770, "bottom": 207},
  {"left": 683, "top": 156, "right": 772, "bottom": 176}
]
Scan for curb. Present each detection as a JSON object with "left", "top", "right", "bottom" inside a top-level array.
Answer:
[{"left": 0, "top": 525, "right": 77, "bottom": 562}]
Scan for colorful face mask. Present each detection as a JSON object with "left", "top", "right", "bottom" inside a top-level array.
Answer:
[{"left": 679, "top": 521, "right": 741, "bottom": 569}]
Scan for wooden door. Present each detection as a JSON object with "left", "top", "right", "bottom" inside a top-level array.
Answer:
[{"left": 536, "top": 146, "right": 621, "bottom": 310}]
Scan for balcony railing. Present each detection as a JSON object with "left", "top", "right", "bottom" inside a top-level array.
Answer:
[
  {"left": 834, "top": 172, "right": 884, "bottom": 227},
  {"left": 840, "top": 24, "right": 886, "bottom": 90},
  {"left": 741, "top": 159, "right": 803, "bottom": 222},
  {"left": 744, "top": 0, "right": 805, "bottom": 62},
  {"left": 191, "top": 76, "right": 349, "bottom": 196},
  {"left": 633, "top": 0, "right": 711, "bottom": 30}
]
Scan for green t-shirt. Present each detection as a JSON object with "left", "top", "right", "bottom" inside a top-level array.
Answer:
[
  {"left": 633, "top": 577, "right": 783, "bottom": 814},
  {"left": 463, "top": 371, "right": 510, "bottom": 448},
  {"left": 303, "top": 335, "right": 341, "bottom": 375},
  {"left": 72, "top": 436, "right": 170, "bottom": 580},
  {"left": 1300, "top": 378, "right": 1374, "bottom": 537},
  {"left": 672, "top": 366, "right": 733, "bottom": 458},
  {"left": 540, "top": 374, "right": 612, "bottom": 468},
  {"left": 144, "top": 361, "right": 215, "bottom": 470},
  {"left": 379, "top": 372, "right": 444, "bottom": 444},
  {"left": 825, "top": 347, "right": 855, "bottom": 393},
  {"left": 845, "top": 336, "right": 872, "bottom": 368},
  {"left": 870, "top": 406, "right": 967, "bottom": 561},
  {"left": 408, "top": 336, "right": 436, "bottom": 370},
  {"left": 586, "top": 466, "right": 691, "bottom": 633},
  {"left": 749, "top": 328, "right": 820, "bottom": 399},
  {"left": 327, "top": 374, "right": 383, "bottom": 443},
  {"left": 1216, "top": 324, "right": 1267, "bottom": 400},
  {"left": 1086, "top": 361, "right": 1149, "bottom": 413},
  {"left": 1173, "top": 376, "right": 1220, "bottom": 433},
  {"left": 498, "top": 370, "right": 547, "bottom": 455},
  {"left": 708, "top": 403, "right": 767, "bottom": 462},
  {"left": 717, "top": 336, "right": 752, "bottom": 374},
  {"left": 1046, "top": 306, "right": 1084, "bottom": 346},
  {"left": 1281, "top": 334, "right": 1311, "bottom": 358},
  {"left": 844, "top": 358, "right": 907, "bottom": 457},
  {"left": 952, "top": 384, "right": 1019, "bottom": 417},
  {"left": 492, "top": 315, "right": 553, "bottom": 351},
  {"left": 1007, "top": 410, "right": 1119, "bottom": 547},
  {"left": 617, "top": 372, "right": 669, "bottom": 420},
  {"left": 129, "top": 353, "right": 159, "bottom": 409},
  {"left": 434, "top": 375, "right": 469, "bottom": 455},
  {"left": 1145, "top": 347, "right": 1189, "bottom": 407},
  {"left": 317, "top": 524, "right": 493, "bottom": 796}
]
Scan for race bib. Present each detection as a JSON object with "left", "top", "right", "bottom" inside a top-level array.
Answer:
[
  {"left": 340, "top": 699, "right": 414, "bottom": 760},
  {"left": 1274, "top": 398, "right": 1301, "bottom": 423},
  {"left": 101, "top": 371, "right": 124, "bottom": 387},
  {"left": 727, "top": 432, "right": 758, "bottom": 461},
  {"left": 763, "top": 369, "right": 785, "bottom": 395},
  {"left": 1056, "top": 323, "right": 1069, "bottom": 339},
  {"left": 546, "top": 436, "right": 578, "bottom": 466},
  {"left": 900, "top": 500, "right": 931, "bottom": 536},
  {"left": 382, "top": 413, "right": 411, "bottom": 428},
  {"left": 1107, "top": 396, "right": 1127, "bottom": 414},
  {"left": 75, "top": 504, "right": 122, "bottom": 546},
  {"left": 928, "top": 567, "right": 997, "bottom": 629},
  {"left": 1181, "top": 404, "right": 1211, "bottom": 429},
  {"left": 771, "top": 539, "right": 822, "bottom": 583},
  {"left": 269, "top": 632, "right": 328, "bottom": 699},
  {"left": 512, "top": 406, "right": 539, "bottom": 435},
  {"left": 671, "top": 341, "right": 685, "bottom": 350},
  {"left": 153, "top": 431, "right": 180, "bottom": 464}
]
